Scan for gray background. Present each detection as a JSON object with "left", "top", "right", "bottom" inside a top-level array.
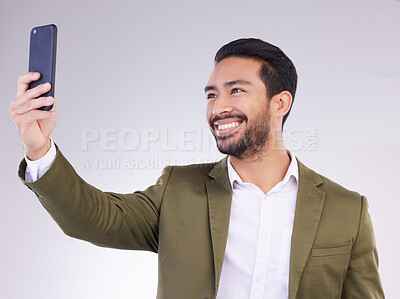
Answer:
[{"left": 1, "top": 0, "right": 399, "bottom": 298}]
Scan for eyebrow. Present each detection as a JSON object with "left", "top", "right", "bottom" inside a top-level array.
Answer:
[{"left": 204, "top": 80, "right": 252, "bottom": 93}]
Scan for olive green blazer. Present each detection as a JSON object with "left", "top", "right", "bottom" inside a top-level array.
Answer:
[{"left": 19, "top": 147, "right": 384, "bottom": 299}]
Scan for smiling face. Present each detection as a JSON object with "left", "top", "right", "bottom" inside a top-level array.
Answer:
[{"left": 205, "top": 56, "right": 273, "bottom": 159}]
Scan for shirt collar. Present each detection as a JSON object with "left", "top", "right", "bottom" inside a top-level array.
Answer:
[{"left": 227, "top": 149, "right": 299, "bottom": 190}]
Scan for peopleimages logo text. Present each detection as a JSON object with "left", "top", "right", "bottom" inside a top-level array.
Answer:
[{"left": 81, "top": 127, "right": 317, "bottom": 152}]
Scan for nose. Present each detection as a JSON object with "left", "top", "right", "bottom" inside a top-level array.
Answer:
[{"left": 211, "top": 94, "right": 233, "bottom": 115}]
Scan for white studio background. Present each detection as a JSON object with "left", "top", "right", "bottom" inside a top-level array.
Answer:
[{"left": 1, "top": 0, "right": 399, "bottom": 298}]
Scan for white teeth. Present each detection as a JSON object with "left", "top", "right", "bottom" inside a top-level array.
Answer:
[{"left": 217, "top": 122, "right": 240, "bottom": 131}]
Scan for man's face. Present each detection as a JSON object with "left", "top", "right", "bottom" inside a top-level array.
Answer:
[{"left": 205, "top": 56, "right": 272, "bottom": 159}]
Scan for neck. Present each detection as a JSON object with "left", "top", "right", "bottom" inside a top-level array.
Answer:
[{"left": 229, "top": 133, "right": 291, "bottom": 194}]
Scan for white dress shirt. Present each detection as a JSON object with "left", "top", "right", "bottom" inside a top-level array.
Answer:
[
  {"left": 216, "top": 150, "right": 299, "bottom": 299},
  {"left": 25, "top": 141, "right": 299, "bottom": 299},
  {"left": 24, "top": 138, "right": 57, "bottom": 182}
]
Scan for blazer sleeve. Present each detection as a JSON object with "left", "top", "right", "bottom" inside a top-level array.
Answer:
[
  {"left": 18, "top": 146, "right": 172, "bottom": 253},
  {"left": 342, "top": 195, "right": 385, "bottom": 298}
]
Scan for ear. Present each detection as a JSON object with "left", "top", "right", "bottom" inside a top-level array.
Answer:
[{"left": 273, "top": 91, "right": 292, "bottom": 118}]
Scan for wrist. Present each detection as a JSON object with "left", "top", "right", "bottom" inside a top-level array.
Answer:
[{"left": 24, "top": 138, "right": 51, "bottom": 161}]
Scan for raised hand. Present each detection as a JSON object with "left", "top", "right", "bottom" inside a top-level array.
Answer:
[{"left": 10, "top": 72, "right": 57, "bottom": 160}]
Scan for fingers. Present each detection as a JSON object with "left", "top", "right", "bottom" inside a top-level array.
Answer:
[
  {"left": 15, "top": 82, "right": 51, "bottom": 106},
  {"left": 11, "top": 96, "right": 55, "bottom": 115},
  {"left": 17, "top": 72, "right": 41, "bottom": 97},
  {"left": 13, "top": 109, "right": 57, "bottom": 129}
]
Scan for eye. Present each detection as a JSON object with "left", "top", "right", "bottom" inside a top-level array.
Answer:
[
  {"left": 231, "top": 88, "right": 243, "bottom": 94},
  {"left": 206, "top": 93, "right": 217, "bottom": 100}
]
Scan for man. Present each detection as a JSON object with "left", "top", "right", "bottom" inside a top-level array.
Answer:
[{"left": 10, "top": 38, "right": 384, "bottom": 298}]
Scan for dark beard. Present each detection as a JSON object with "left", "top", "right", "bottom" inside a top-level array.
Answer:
[{"left": 213, "top": 109, "right": 271, "bottom": 159}]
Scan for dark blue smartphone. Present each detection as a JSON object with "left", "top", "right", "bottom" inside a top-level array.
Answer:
[{"left": 28, "top": 24, "right": 57, "bottom": 111}]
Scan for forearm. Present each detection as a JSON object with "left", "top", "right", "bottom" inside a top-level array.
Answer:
[{"left": 19, "top": 146, "right": 171, "bottom": 252}]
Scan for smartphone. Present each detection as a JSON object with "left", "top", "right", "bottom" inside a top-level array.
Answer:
[{"left": 28, "top": 24, "right": 57, "bottom": 111}]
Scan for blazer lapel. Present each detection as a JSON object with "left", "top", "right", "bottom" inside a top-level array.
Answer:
[
  {"left": 289, "top": 157, "right": 326, "bottom": 299},
  {"left": 206, "top": 156, "right": 233, "bottom": 295}
]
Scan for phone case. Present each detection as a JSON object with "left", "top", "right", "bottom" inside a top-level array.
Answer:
[{"left": 28, "top": 24, "right": 57, "bottom": 111}]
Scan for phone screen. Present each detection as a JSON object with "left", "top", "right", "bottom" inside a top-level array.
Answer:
[{"left": 28, "top": 24, "right": 57, "bottom": 111}]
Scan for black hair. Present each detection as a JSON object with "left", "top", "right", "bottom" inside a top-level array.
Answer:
[{"left": 214, "top": 38, "right": 298, "bottom": 129}]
